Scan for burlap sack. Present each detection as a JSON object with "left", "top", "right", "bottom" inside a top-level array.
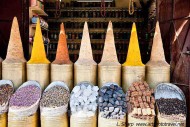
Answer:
[
  {"left": 98, "top": 65, "right": 121, "bottom": 87},
  {"left": 146, "top": 66, "right": 170, "bottom": 89},
  {"left": 8, "top": 81, "right": 41, "bottom": 127},
  {"left": 122, "top": 66, "right": 145, "bottom": 92},
  {"left": 74, "top": 64, "right": 97, "bottom": 86},
  {"left": 98, "top": 113, "right": 126, "bottom": 127},
  {"left": 27, "top": 64, "right": 50, "bottom": 90},
  {"left": 8, "top": 112, "right": 38, "bottom": 127},
  {"left": 70, "top": 113, "right": 97, "bottom": 127},
  {"left": 0, "top": 113, "right": 7, "bottom": 127},
  {"left": 2, "top": 63, "right": 25, "bottom": 89},
  {"left": 40, "top": 81, "right": 69, "bottom": 127},
  {"left": 155, "top": 83, "right": 186, "bottom": 127},
  {"left": 0, "top": 80, "right": 14, "bottom": 127},
  {"left": 51, "top": 64, "right": 73, "bottom": 91},
  {"left": 127, "top": 113, "right": 154, "bottom": 127}
]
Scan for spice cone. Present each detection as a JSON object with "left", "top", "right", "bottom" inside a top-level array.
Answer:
[
  {"left": 28, "top": 18, "right": 50, "bottom": 64},
  {"left": 100, "top": 21, "right": 120, "bottom": 65},
  {"left": 146, "top": 21, "right": 170, "bottom": 89},
  {"left": 146, "top": 21, "right": 170, "bottom": 66},
  {"left": 4, "top": 17, "right": 26, "bottom": 63},
  {"left": 123, "top": 23, "right": 144, "bottom": 66},
  {"left": 74, "top": 22, "right": 97, "bottom": 85},
  {"left": 122, "top": 23, "right": 145, "bottom": 91},
  {"left": 53, "top": 23, "right": 71, "bottom": 64},
  {"left": 75, "top": 22, "right": 96, "bottom": 65},
  {"left": 51, "top": 23, "right": 73, "bottom": 90},
  {"left": 2, "top": 17, "right": 26, "bottom": 89},
  {"left": 98, "top": 21, "right": 121, "bottom": 87}
]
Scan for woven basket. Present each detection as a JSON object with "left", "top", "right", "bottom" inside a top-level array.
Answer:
[
  {"left": 98, "top": 65, "right": 121, "bottom": 87},
  {"left": 51, "top": 64, "right": 73, "bottom": 91},
  {"left": 8, "top": 112, "right": 38, "bottom": 127},
  {"left": 27, "top": 64, "right": 50, "bottom": 90},
  {"left": 155, "top": 83, "right": 186, "bottom": 127},
  {"left": 98, "top": 113, "right": 126, "bottom": 127},
  {"left": 40, "top": 81, "right": 70, "bottom": 127},
  {"left": 74, "top": 64, "right": 97, "bottom": 86},
  {"left": 122, "top": 66, "right": 145, "bottom": 92},
  {"left": 2, "top": 63, "right": 25, "bottom": 89},
  {"left": 0, "top": 113, "right": 7, "bottom": 127}
]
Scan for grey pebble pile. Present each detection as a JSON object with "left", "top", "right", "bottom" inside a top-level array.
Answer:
[
  {"left": 99, "top": 83, "right": 127, "bottom": 119},
  {"left": 70, "top": 82, "right": 99, "bottom": 115}
]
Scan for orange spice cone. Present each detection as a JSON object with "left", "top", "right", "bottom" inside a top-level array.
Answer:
[
  {"left": 2, "top": 17, "right": 26, "bottom": 89},
  {"left": 98, "top": 21, "right": 121, "bottom": 87},
  {"left": 122, "top": 23, "right": 145, "bottom": 92},
  {"left": 74, "top": 22, "right": 97, "bottom": 85},
  {"left": 146, "top": 21, "right": 170, "bottom": 88},
  {"left": 51, "top": 23, "right": 73, "bottom": 90},
  {"left": 27, "top": 18, "right": 50, "bottom": 90}
]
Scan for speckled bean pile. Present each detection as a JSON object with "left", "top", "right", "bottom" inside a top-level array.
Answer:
[
  {"left": 40, "top": 85, "right": 70, "bottom": 107},
  {"left": 70, "top": 82, "right": 99, "bottom": 116},
  {"left": 99, "top": 83, "right": 127, "bottom": 119},
  {"left": 9, "top": 85, "right": 41, "bottom": 107}
]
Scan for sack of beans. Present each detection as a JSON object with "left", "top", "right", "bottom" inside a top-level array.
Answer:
[
  {"left": 98, "top": 82, "right": 127, "bottom": 127},
  {"left": 0, "top": 80, "right": 14, "bottom": 127},
  {"left": 155, "top": 83, "right": 186, "bottom": 127},
  {"left": 70, "top": 81, "right": 99, "bottom": 127},
  {"left": 127, "top": 81, "right": 155, "bottom": 127},
  {"left": 40, "top": 81, "right": 70, "bottom": 127},
  {"left": 8, "top": 81, "right": 41, "bottom": 127}
]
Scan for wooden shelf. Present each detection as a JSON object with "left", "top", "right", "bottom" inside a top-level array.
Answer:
[
  {"left": 48, "top": 17, "right": 144, "bottom": 23},
  {"left": 46, "top": 7, "right": 140, "bottom": 12},
  {"left": 50, "top": 28, "right": 131, "bottom": 33},
  {"left": 50, "top": 39, "right": 129, "bottom": 43},
  {"left": 30, "top": 6, "right": 48, "bottom": 16},
  {"left": 30, "top": 24, "right": 49, "bottom": 31}
]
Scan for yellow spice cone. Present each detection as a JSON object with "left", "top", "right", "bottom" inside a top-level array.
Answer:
[
  {"left": 75, "top": 22, "right": 96, "bottom": 65},
  {"left": 2, "top": 17, "right": 26, "bottom": 89},
  {"left": 123, "top": 23, "right": 144, "bottom": 66},
  {"left": 146, "top": 21, "right": 170, "bottom": 89},
  {"left": 98, "top": 21, "right": 121, "bottom": 87},
  {"left": 53, "top": 23, "right": 71, "bottom": 64},
  {"left": 122, "top": 23, "right": 145, "bottom": 92},
  {"left": 28, "top": 18, "right": 50, "bottom": 64},
  {"left": 51, "top": 23, "right": 73, "bottom": 90},
  {"left": 4, "top": 17, "right": 26, "bottom": 63},
  {"left": 74, "top": 22, "right": 97, "bottom": 85}
]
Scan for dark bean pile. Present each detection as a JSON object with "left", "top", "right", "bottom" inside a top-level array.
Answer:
[
  {"left": 157, "top": 98, "right": 186, "bottom": 116},
  {"left": 99, "top": 84, "right": 127, "bottom": 119},
  {"left": 9, "top": 85, "right": 41, "bottom": 107},
  {"left": 0, "top": 84, "right": 13, "bottom": 105},
  {"left": 41, "top": 85, "right": 70, "bottom": 107}
]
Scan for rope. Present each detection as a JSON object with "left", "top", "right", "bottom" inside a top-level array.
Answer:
[{"left": 129, "top": 0, "right": 135, "bottom": 15}]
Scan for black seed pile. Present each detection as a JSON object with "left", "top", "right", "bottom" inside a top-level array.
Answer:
[{"left": 157, "top": 98, "right": 186, "bottom": 116}]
